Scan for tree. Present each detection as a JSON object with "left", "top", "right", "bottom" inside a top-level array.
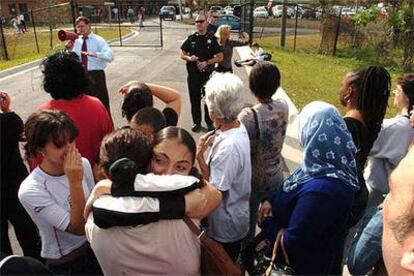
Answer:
[{"left": 352, "top": 0, "right": 413, "bottom": 71}]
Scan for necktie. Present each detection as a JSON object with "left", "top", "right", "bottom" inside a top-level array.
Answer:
[{"left": 81, "top": 36, "right": 88, "bottom": 71}]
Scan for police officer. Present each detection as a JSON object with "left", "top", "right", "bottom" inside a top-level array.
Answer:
[
  {"left": 180, "top": 13, "right": 223, "bottom": 132},
  {"left": 207, "top": 11, "right": 219, "bottom": 35}
]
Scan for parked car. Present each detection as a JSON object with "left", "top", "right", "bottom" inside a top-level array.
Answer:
[
  {"left": 224, "top": 6, "right": 234, "bottom": 15},
  {"left": 216, "top": 14, "right": 241, "bottom": 30},
  {"left": 272, "top": 5, "right": 296, "bottom": 18},
  {"left": 253, "top": 6, "right": 269, "bottom": 18},
  {"left": 298, "top": 5, "right": 316, "bottom": 20},
  {"left": 341, "top": 7, "right": 356, "bottom": 18},
  {"left": 272, "top": 5, "right": 283, "bottom": 18},
  {"left": 210, "top": 6, "right": 224, "bottom": 15},
  {"left": 160, "top": 6, "right": 176, "bottom": 20}
]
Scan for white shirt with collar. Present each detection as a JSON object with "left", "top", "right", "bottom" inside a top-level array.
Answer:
[
  {"left": 206, "top": 123, "right": 251, "bottom": 243},
  {"left": 73, "top": 32, "right": 114, "bottom": 71}
]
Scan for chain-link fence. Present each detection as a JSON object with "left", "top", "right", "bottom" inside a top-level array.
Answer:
[
  {"left": 76, "top": 1, "right": 165, "bottom": 47},
  {"left": 233, "top": 0, "right": 410, "bottom": 69},
  {"left": 0, "top": 0, "right": 165, "bottom": 65},
  {"left": 0, "top": 2, "right": 74, "bottom": 63}
]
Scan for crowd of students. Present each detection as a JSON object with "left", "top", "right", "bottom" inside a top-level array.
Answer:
[{"left": 1, "top": 45, "right": 414, "bottom": 275}]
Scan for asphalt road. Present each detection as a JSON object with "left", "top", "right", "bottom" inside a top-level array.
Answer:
[{"left": 3, "top": 18, "right": 254, "bottom": 255}]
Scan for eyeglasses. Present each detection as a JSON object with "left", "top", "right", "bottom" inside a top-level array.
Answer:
[{"left": 195, "top": 20, "right": 205, "bottom": 23}]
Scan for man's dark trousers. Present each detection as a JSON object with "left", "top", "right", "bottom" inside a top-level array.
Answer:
[
  {"left": 187, "top": 71, "right": 213, "bottom": 126},
  {"left": 87, "top": 70, "right": 111, "bottom": 116}
]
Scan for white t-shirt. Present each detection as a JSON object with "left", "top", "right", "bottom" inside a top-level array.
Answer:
[
  {"left": 364, "top": 115, "right": 414, "bottom": 194},
  {"left": 206, "top": 123, "right": 251, "bottom": 242},
  {"left": 18, "top": 158, "right": 94, "bottom": 259}
]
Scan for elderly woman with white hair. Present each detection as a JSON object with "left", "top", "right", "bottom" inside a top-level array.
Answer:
[{"left": 197, "top": 72, "right": 251, "bottom": 261}]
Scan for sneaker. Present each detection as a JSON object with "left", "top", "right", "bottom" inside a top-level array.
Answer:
[
  {"left": 191, "top": 124, "right": 202, "bottom": 132},
  {"left": 207, "top": 124, "right": 215, "bottom": 132},
  {"left": 234, "top": 60, "right": 243, "bottom": 67}
]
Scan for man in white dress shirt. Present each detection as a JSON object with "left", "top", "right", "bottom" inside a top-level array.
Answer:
[{"left": 66, "top": 16, "right": 114, "bottom": 115}]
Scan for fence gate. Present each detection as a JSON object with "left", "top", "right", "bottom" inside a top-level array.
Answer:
[{"left": 75, "top": 0, "right": 164, "bottom": 48}]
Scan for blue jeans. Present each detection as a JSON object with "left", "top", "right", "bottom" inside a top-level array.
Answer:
[{"left": 347, "top": 207, "right": 383, "bottom": 275}]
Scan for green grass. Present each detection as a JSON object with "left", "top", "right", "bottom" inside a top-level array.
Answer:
[
  {"left": 254, "top": 17, "right": 320, "bottom": 29},
  {"left": 259, "top": 34, "right": 401, "bottom": 118},
  {"left": 0, "top": 27, "right": 132, "bottom": 71}
]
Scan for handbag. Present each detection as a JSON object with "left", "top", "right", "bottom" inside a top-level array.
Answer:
[
  {"left": 265, "top": 229, "right": 294, "bottom": 276},
  {"left": 240, "top": 231, "right": 272, "bottom": 275},
  {"left": 183, "top": 217, "right": 241, "bottom": 276},
  {"left": 250, "top": 108, "right": 267, "bottom": 190}
]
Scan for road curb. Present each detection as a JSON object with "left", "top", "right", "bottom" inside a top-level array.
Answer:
[{"left": 236, "top": 45, "right": 302, "bottom": 173}]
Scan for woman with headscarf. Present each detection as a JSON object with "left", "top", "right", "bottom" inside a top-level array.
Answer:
[{"left": 259, "top": 101, "right": 359, "bottom": 275}]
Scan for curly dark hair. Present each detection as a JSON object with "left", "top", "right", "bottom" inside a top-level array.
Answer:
[
  {"left": 121, "top": 83, "right": 153, "bottom": 121},
  {"left": 41, "top": 51, "right": 90, "bottom": 100}
]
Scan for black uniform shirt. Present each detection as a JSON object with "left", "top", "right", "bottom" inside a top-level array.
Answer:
[{"left": 181, "top": 32, "right": 222, "bottom": 74}]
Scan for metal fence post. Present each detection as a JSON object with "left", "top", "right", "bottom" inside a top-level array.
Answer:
[
  {"left": 249, "top": 0, "right": 254, "bottom": 46},
  {"left": 293, "top": 4, "right": 298, "bottom": 51},
  {"left": 70, "top": 0, "right": 77, "bottom": 32},
  {"left": 159, "top": 15, "right": 163, "bottom": 48},
  {"left": 280, "top": 0, "right": 287, "bottom": 48},
  {"left": 333, "top": 8, "right": 342, "bottom": 56},
  {"left": 117, "top": 3, "right": 122, "bottom": 46},
  {"left": 31, "top": 9, "right": 40, "bottom": 54},
  {"left": 0, "top": 21, "right": 9, "bottom": 60}
]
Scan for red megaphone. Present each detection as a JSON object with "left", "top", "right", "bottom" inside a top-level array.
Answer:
[{"left": 58, "top": 30, "right": 79, "bottom": 42}]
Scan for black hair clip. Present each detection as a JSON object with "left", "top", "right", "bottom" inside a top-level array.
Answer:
[{"left": 109, "top": 158, "right": 139, "bottom": 196}]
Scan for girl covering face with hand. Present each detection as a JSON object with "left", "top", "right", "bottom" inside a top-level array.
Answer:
[{"left": 18, "top": 110, "right": 101, "bottom": 275}]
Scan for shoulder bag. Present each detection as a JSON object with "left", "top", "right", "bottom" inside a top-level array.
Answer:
[
  {"left": 250, "top": 107, "right": 267, "bottom": 190},
  {"left": 265, "top": 229, "right": 294, "bottom": 276},
  {"left": 183, "top": 217, "right": 241, "bottom": 276}
]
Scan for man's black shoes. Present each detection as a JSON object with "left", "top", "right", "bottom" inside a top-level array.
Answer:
[
  {"left": 191, "top": 124, "right": 202, "bottom": 132},
  {"left": 207, "top": 124, "right": 215, "bottom": 132}
]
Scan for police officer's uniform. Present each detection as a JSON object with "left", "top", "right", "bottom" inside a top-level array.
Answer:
[{"left": 181, "top": 31, "right": 222, "bottom": 129}]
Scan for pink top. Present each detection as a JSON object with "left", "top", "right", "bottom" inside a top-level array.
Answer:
[{"left": 86, "top": 216, "right": 201, "bottom": 275}]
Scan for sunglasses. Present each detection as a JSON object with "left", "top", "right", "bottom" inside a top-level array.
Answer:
[
  {"left": 195, "top": 20, "right": 205, "bottom": 23},
  {"left": 212, "top": 16, "right": 218, "bottom": 18}
]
